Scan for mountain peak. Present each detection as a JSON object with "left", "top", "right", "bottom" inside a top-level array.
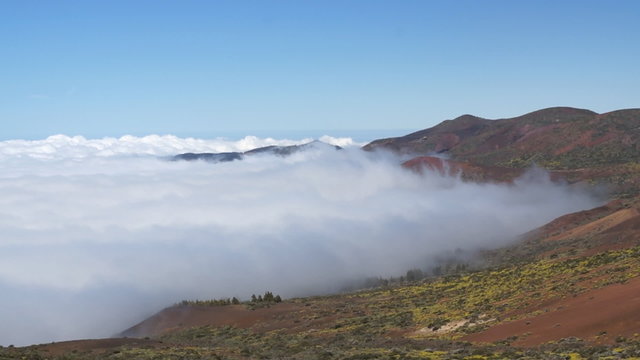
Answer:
[
  {"left": 511, "top": 107, "right": 597, "bottom": 124},
  {"left": 364, "top": 107, "right": 639, "bottom": 173}
]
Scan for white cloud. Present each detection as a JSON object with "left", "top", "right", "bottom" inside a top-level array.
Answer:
[
  {"left": 0, "top": 136, "right": 600, "bottom": 346},
  {"left": 0, "top": 134, "right": 362, "bottom": 161}
]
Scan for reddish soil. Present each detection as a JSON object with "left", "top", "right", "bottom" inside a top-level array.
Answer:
[
  {"left": 121, "top": 303, "right": 303, "bottom": 337},
  {"left": 464, "top": 276, "right": 640, "bottom": 346},
  {"left": 542, "top": 208, "right": 640, "bottom": 244},
  {"left": 402, "top": 156, "right": 522, "bottom": 182},
  {"left": 34, "top": 338, "right": 161, "bottom": 356},
  {"left": 535, "top": 200, "right": 623, "bottom": 239}
]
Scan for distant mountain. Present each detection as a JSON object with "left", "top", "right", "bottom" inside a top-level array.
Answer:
[
  {"left": 365, "top": 107, "right": 640, "bottom": 169},
  {"left": 367, "top": 107, "right": 640, "bottom": 194},
  {"left": 173, "top": 152, "right": 243, "bottom": 163},
  {"left": 172, "top": 140, "right": 341, "bottom": 163}
]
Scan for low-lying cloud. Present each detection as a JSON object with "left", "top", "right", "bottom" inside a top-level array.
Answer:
[
  {"left": 0, "top": 135, "right": 600, "bottom": 346},
  {"left": 0, "top": 134, "right": 359, "bottom": 160}
]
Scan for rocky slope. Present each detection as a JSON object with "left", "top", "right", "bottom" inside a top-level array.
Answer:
[
  {"left": 369, "top": 107, "right": 640, "bottom": 195},
  {"left": 364, "top": 107, "right": 640, "bottom": 169}
]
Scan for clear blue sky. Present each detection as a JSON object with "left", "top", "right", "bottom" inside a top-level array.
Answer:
[{"left": 1, "top": 0, "right": 639, "bottom": 140}]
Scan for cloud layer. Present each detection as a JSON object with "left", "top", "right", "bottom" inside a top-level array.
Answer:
[
  {"left": 0, "top": 134, "right": 360, "bottom": 160},
  {"left": 0, "top": 135, "right": 600, "bottom": 346}
]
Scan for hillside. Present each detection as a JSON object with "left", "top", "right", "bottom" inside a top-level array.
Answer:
[
  {"left": 368, "top": 107, "right": 640, "bottom": 195},
  {"left": 4, "top": 107, "right": 640, "bottom": 359},
  {"left": 364, "top": 107, "right": 640, "bottom": 169}
]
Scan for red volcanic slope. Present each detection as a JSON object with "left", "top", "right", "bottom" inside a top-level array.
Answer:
[
  {"left": 402, "top": 155, "right": 522, "bottom": 182},
  {"left": 465, "top": 276, "right": 640, "bottom": 346},
  {"left": 121, "top": 303, "right": 302, "bottom": 338},
  {"left": 365, "top": 107, "right": 640, "bottom": 171}
]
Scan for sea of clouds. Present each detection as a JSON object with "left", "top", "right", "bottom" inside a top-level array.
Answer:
[
  {"left": 0, "top": 134, "right": 601, "bottom": 346},
  {"left": 0, "top": 134, "right": 360, "bottom": 160}
]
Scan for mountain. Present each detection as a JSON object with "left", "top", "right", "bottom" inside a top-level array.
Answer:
[
  {"left": 364, "top": 107, "right": 640, "bottom": 169},
  {"left": 172, "top": 151, "right": 243, "bottom": 162},
  {"left": 368, "top": 107, "right": 640, "bottom": 195},
  {"left": 172, "top": 140, "right": 341, "bottom": 163}
]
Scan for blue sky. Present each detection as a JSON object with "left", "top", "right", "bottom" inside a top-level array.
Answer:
[{"left": 1, "top": 0, "right": 639, "bottom": 140}]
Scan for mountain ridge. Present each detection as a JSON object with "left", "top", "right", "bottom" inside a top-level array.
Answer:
[
  {"left": 368, "top": 106, "right": 640, "bottom": 195},
  {"left": 364, "top": 106, "right": 640, "bottom": 169},
  {"left": 172, "top": 140, "right": 341, "bottom": 163}
]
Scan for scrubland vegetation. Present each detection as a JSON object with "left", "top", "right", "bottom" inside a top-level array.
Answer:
[
  {"left": 177, "top": 291, "right": 283, "bottom": 308},
  {"left": 5, "top": 242, "right": 640, "bottom": 359}
]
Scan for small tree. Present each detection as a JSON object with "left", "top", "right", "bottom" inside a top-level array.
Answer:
[{"left": 406, "top": 268, "right": 424, "bottom": 282}]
